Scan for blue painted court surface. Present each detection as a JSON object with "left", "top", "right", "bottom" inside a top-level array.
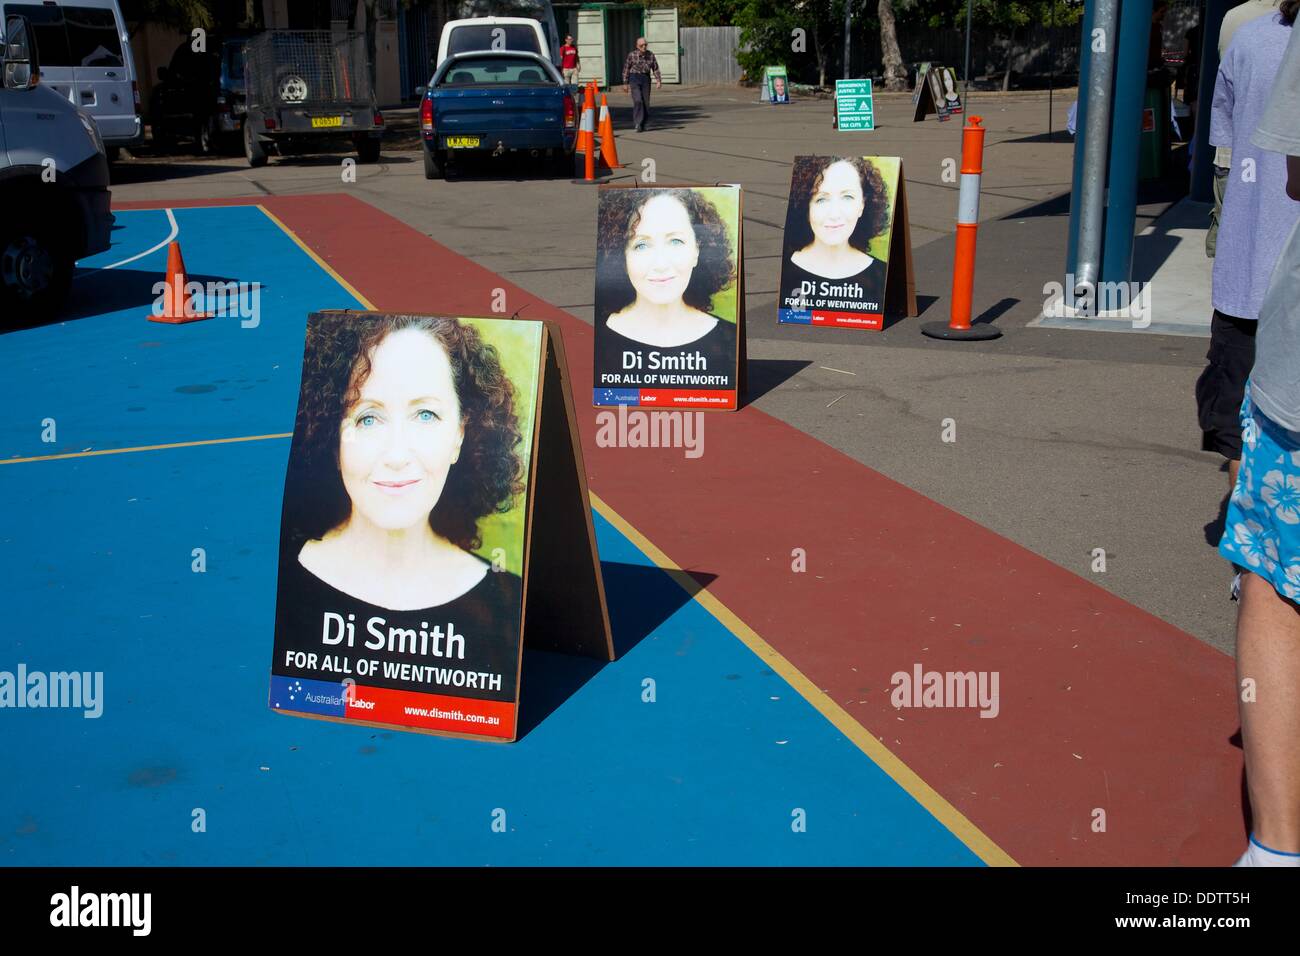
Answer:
[{"left": 0, "top": 206, "right": 981, "bottom": 865}]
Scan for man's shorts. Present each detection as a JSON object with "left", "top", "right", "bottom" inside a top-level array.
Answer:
[
  {"left": 1219, "top": 386, "right": 1300, "bottom": 602},
  {"left": 1195, "top": 310, "right": 1257, "bottom": 459},
  {"left": 563, "top": 68, "right": 579, "bottom": 86}
]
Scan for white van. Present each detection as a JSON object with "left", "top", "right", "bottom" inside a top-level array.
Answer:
[
  {"left": 1, "top": 0, "right": 141, "bottom": 154},
  {"left": 436, "top": 17, "right": 551, "bottom": 71},
  {"left": 1, "top": 13, "right": 113, "bottom": 321}
]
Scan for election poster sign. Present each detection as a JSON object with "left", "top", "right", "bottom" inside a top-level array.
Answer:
[
  {"left": 764, "top": 65, "right": 789, "bottom": 103},
  {"left": 914, "top": 64, "right": 963, "bottom": 122},
  {"left": 777, "top": 156, "right": 917, "bottom": 331},
  {"left": 593, "top": 184, "right": 745, "bottom": 411},
  {"left": 270, "top": 312, "right": 612, "bottom": 742},
  {"left": 835, "top": 79, "right": 875, "bottom": 131}
]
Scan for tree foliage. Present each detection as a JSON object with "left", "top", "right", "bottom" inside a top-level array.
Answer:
[{"left": 120, "top": 0, "right": 216, "bottom": 33}]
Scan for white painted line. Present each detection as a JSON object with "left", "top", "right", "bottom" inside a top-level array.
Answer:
[{"left": 90, "top": 208, "right": 178, "bottom": 272}]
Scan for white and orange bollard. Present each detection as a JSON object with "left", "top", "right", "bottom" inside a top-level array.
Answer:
[
  {"left": 573, "top": 81, "right": 598, "bottom": 183},
  {"left": 922, "top": 116, "right": 1002, "bottom": 340}
]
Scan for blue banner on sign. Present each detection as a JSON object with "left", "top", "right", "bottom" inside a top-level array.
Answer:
[
  {"left": 778, "top": 309, "right": 813, "bottom": 325},
  {"left": 270, "top": 675, "right": 347, "bottom": 717},
  {"left": 593, "top": 388, "right": 642, "bottom": 406}
]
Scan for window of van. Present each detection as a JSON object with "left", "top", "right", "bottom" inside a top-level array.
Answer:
[
  {"left": 9, "top": 4, "right": 124, "bottom": 68},
  {"left": 447, "top": 24, "right": 541, "bottom": 58}
]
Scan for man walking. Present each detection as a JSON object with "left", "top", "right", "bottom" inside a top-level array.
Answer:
[
  {"left": 623, "top": 36, "right": 662, "bottom": 132},
  {"left": 560, "top": 34, "right": 579, "bottom": 87}
]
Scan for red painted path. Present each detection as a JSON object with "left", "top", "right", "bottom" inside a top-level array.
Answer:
[{"left": 117, "top": 194, "right": 1244, "bottom": 865}]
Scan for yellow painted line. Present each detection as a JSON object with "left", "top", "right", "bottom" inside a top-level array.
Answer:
[
  {"left": 589, "top": 490, "right": 1018, "bottom": 868},
  {"left": 1, "top": 433, "right": 292, "bottom": 466},
  {"left": 256, "top": 205, "right": 377, "bottom": 310}
]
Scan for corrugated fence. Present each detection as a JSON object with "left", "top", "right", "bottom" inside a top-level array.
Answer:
[{"left": 680, "top": 26, "right": 742, "bottom": 86}]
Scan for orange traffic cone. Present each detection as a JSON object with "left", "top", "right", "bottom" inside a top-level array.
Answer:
[
  {"left": 148, "top": 241, "right": 214, "bottom": 324},
  {"left": 596, "top": 93, "right": 622, "bottom": 169}
]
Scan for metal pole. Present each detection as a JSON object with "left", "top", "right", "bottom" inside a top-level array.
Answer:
[
  {"left": 1190, "top": 0, "right": 1234, "bottom": 202},
  {"left": 1074, "top": 0, "right": 1120, "bottom": 299},
  {"left": 1101, "top": 0, "right": 1154, "bottom": 285},
  {"left": 963, "top": 0, "right": 973, "bottom": 97},
  {"left": 1048, "top": 0, "right": 1056, "bottom": 139},
  {"left": 843, "top": 0, "right": 852, "bottom": 81}
]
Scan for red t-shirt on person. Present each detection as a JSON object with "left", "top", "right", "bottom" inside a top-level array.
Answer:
[{"left": 560, "top": 44, "right": 579, "bottom": 70}]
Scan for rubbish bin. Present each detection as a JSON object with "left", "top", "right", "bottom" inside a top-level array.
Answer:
[{"left": 1138, "top": 83, "right": 1169, "bottom": 181}]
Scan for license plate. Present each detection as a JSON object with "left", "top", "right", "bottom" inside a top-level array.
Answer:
[
  {"left": 446, "top": 136, "right": 480, "bottom": 148},
  {"left": 311, "top": 115, "right": 343, "bottom": 128}
]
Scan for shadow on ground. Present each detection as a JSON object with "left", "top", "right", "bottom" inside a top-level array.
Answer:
[{"left": 515, "top": 559, "right": 708, "bottom": 738}]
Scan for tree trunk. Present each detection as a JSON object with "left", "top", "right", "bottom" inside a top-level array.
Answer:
[
  {"left": 812, "top": 24, "right": 826, "bottom": 89},
  {"left": 1002, "top": 28, "right": 1016, "bottom": 91},
  {"left": 877, "top": 0, "right": 907, "bottom": 92}
]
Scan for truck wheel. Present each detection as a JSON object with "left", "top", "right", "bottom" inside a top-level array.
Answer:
[
  {"left": 423, "top": 146, "right": 444, "bottom": 179},
  {"left": 0, "top": 219, "right": 73, "bottom": 323},
  {"left": 244, "top": 121, "right": 268, "bottom": 167},
  {"left": 355, "top": 136, "right": 381, "bottom": 164}
]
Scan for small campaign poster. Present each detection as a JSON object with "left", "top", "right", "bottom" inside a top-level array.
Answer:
[
  {"left": 912, "top": 62, "right": 931, "bottom": 106},
  {"left": 915, "top": 65, "right": 963, "bottom": 122},
  {"left": 835, "top": 78, "right": 874, "bottom": 131},
  {"left": 777, "top": 155, "right": 916, "bottom": 330},
  {"left": 270, "top": 312, "right": 613, "bottom": 742},
  {"left": 765, "top": 65, "right": 789, "bottom": 103},
  {"left": 593, "top": 184, "right": 744, "bottom": 410}
]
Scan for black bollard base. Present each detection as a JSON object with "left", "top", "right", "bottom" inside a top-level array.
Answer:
[{"left": 920, "top": 321, "right": 1003, "bottom": 341}]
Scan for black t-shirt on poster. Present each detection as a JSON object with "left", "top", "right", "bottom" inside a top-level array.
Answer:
[
  {"left": 272, "top": 549, "right": 523, "bottom": 703},
  {"left": 594, "top": 314, "right": 737, "bottom": 390},
  {"left": 779, "top": 255, "right": 885, "bottom": 315}
]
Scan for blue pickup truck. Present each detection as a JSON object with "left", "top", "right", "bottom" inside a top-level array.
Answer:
[{"left": 420, "top": 50, "right": 576, "bottom": 179}]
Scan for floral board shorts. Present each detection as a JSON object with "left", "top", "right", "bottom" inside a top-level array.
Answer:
[{"left": 1219, "top": 385, "right": 1300, "bottom": 602}]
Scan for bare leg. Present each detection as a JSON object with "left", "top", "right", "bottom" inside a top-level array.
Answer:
[
  {"left": 1228, "top": 457, "right": 1240, "bottom": 494},
  {"left": 1237, "top": 571, "right": 1300, "bottom": 852}
]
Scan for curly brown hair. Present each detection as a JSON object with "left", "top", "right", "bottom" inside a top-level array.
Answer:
[
  {"left": 1282, "top": 0, "right": 1298, "bottom": 26},
  {"left": 284, "top": 312, "right": 525, "bottom": 553},
  {"left": 785, "top": 156, "right": 891, "bottom": 255},
  {"left": 596, "top": 188, "right": 736, "bottom": 320}
]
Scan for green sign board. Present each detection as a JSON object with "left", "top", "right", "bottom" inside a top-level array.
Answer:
[{"left": 835, "top": 79, "right": 875, "bottom": 131}]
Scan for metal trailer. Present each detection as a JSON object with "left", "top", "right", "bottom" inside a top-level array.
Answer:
[{"left": 242, "top": 30, "right": 383, "bottom": 167}]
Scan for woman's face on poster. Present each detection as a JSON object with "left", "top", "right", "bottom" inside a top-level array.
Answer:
[
  {"left": 624, "top": 193, "right": 701, "bottom": 306},
  {"left": 808, "top": 161, "right": 865, "bottom": 248},
  {"left": 338, "top": 328, "right": 465, "bottom": 533}
]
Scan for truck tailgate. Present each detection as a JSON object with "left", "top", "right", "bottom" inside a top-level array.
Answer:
[{"left": 433, "top": 87, "right": 566, "bottom": 133}]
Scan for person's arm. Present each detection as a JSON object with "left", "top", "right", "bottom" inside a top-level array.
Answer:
[
  {"left": 1288, "top": 154, "right": 1300, "bottom": 202},
  {"left": 1208, "top": 50, "right": 1235, "bottom": 151},
  {"left": 1252, "top": 25, "right": 1300, "bottom": 157},
  {"left": 651, "top": 52, "right": 662, "bottom": 87},
  {"left": 622, "top": 51, "right": 631, "bottom": 86}
]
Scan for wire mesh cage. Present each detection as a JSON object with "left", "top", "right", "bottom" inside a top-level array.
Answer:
[{"left": 244, "top": 31, "right": 372, "bottom": 110}]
